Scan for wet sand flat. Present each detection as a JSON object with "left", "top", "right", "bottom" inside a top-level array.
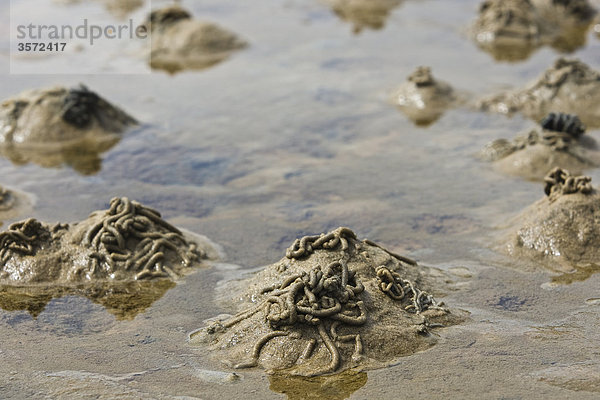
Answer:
[{"left": 2, "top": 0, "right": 600, "bottom": 398}]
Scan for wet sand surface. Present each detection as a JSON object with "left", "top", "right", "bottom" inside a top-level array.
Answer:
[{"left": 2, "top": 0, "right": 600, "bottom": 398}]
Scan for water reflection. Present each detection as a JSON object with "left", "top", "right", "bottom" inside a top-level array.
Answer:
[
  {"left": 551, "top": 264, "right": 600, "bottom": 285},
  {"left": 324, "top": 0, "right": 402, "bottom": 34},
  {"left": 474, "top": 41, "right": 537, "bottom": 63},
  {"left": 269, "top": 370, "right": 368, "bottom": 400},
  {"left": 0, "top": 280, "right": 175, "bottom": 320},
  {"left": 0, "top": 136, "right": 121, "bottom": 175},
  {"left": 475, "top": 24, "right": 591, "bottom": 63}
]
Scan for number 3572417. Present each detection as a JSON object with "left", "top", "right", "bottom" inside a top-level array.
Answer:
[{"left": 17, "top": 42, "right": 67, "bottom": 52}]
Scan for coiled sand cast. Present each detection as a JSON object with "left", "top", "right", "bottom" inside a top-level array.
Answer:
[
  {"left": 0, "top": 197, "right": 217, "bottom": 319},
  {"left": 190, "top": 227, "right": 464, "bottom": 376}
]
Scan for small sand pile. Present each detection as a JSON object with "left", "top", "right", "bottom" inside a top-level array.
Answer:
[
  {"left": 0, "top": 85, "right": 136, "bottom": 174},
  {"left": 391, "top": 66, "right": 457, "bottom": 126},
  {"left": 0, "top": 197, "right": 214, "bottom": 283},
  {"left": 146, "top": 5, "right": 247, "bottom": 73},
  {"left": 0, "top": 197, "right": 217, "bottom": 318},
  {"left": 500, "top": 168, "right": 600, "bottom": 271}
]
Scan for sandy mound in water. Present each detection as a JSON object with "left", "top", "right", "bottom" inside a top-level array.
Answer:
[
  {"left": 478, "top": 58, "right": 600, "bottom": 127},
  {"left": 324, "top": 0, "right": 403, "bottom": 34},
  {"left": 391, "top": 66, "right": 458, "bottom": 126},
  {"left": 146, "top": 5, "right": 247, "bottom": 73},
  {"left": 478, "top": 112, "right": 600, "bottom": 181},
  {"left": 0, "top": 197, "right": 218, "bottom": 319},
  {"left": 190, "top": 227, "right": 465, "bottom": 376},
  {"left": 499, "top": 168, "right": 600, "bottom": 272},
  {"left": 0, "top": 85, "right": 136, "bottom": 174},
  {"left": 471, "top": 0, "right": 596, "bottom": 61}
]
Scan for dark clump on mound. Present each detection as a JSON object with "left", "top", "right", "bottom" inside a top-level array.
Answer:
[
  {"left": 540, "top": 112, "right": 585, "bottom": 137},
  {"left": 61, "top": 85, "right": 103, "bottom": 129},
  {"left": 0, "top": 85, "right": 136, "bottom": 143},
  {"left": 148, "top": 6, "right": 191, "bottom": 26},
  {"left": 190, "top": 227, "right": 465, "bottom": 376}
]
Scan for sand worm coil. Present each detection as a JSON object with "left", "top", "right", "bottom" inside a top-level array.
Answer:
[
  {"left": 543, "top": 167, "right": 593, "bottom": 198},
  {"left": 375, "top": 265, "right": 444, "bottom": 314},
  {"left": 85, "top": 197, "right": 202, "bottom": 280}
]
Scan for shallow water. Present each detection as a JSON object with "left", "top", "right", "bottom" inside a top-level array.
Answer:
[{"left": 2, "top": 0, "right": 600, "bottom": 398}]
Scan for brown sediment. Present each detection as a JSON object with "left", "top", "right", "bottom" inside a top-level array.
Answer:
[
  {"left": 478, "top": 112, "right": 600, "bottom": 181},
  {"left": 471, "top": 0, "right": 596, "bottom": 62},
  {"left": 146, "top": 5, "right": 247, "bottom": 74},
  {"left": 190, "top": 227, "right": 465, "bottom": 376},
  {"left": 0, "top": 85, "right": 136, "bottom": 174},
  {"left": 478, "top": 58, "right": 600, "bottom": 127},
  {"left": 498, "top": 168, "right": 600, "bottom": 274},
  {"left": 391, "top": 66, "right": 457, "bottom": 126},
  {"left": 471, "top": 0, "right": 541, "bottom": 62}
]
